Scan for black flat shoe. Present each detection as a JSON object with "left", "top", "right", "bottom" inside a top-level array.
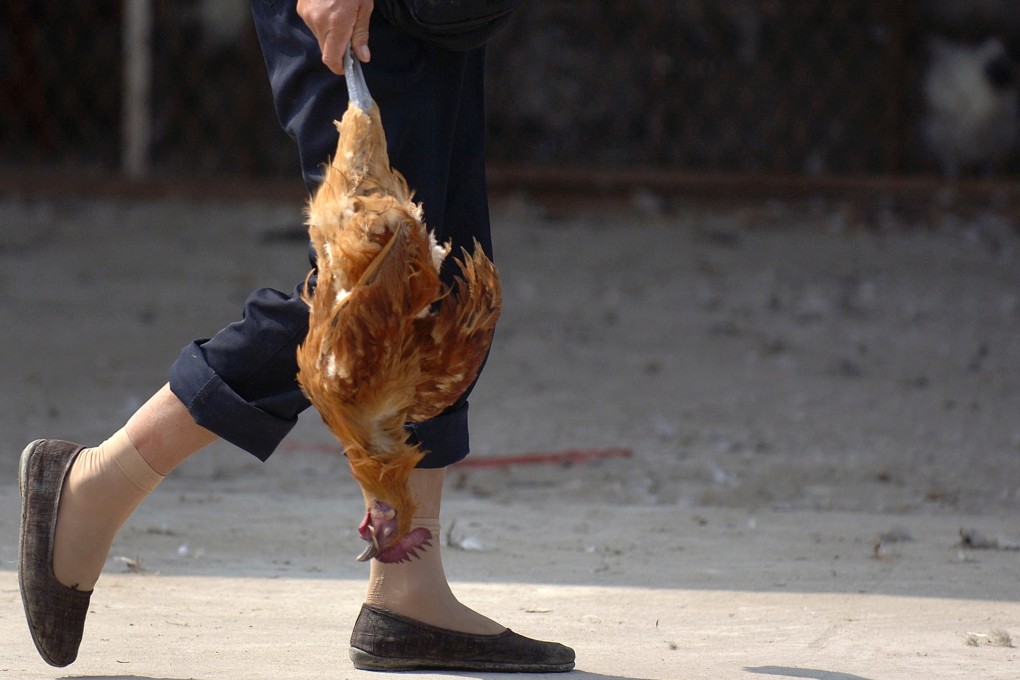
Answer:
[
  {"left": 19, "top": 439, "right": 92, "bottom": 667},
  {"left": 349, "top": 603, "right": 575, "bottom": 672}
]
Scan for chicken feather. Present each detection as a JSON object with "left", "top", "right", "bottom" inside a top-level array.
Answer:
[{"left": 296, "top": 49, "right": 501, "bottom": 563}]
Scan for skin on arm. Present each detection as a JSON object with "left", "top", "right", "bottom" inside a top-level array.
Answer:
[{"left": 297, "top": 0, "right": 375, "bottom": 74}]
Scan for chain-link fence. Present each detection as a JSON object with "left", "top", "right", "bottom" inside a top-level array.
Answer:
[{"left": 4, "top": 0, "right": 1020, "bottom": 180}]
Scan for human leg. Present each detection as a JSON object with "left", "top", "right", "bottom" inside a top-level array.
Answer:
[
  {"left": 364, "top": 469, "right": 504, "bottom": 635},
  {"left": 252, "top": 2, "right": 524, "bottom": 639},
  {"left": 351, "top": 467, "right": 574, "bottom": 672},
  {"left": 19, "top": 384, "right": 218, "bottom": 666},
  {"left": 126, "top": 383, "right": 219, "bottom": 475}
]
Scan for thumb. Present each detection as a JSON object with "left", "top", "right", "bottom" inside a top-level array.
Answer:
[{"left": 351, "top": 1, "right": 373, "bottom": 62}]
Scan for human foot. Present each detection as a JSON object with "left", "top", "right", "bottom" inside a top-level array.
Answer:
[
  {"left": 364, "top": 519, "right": 505, "bottom": 635},
  {"left": 51, "top": 428, "right": 164, "bottom": 591},
  {"left": 349, "top": 604, "right": 575, "bottom": 672}
]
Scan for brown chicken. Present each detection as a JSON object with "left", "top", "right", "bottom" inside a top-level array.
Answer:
[{"left": 296, "top": 49, "right": 502, "bottom": 563}]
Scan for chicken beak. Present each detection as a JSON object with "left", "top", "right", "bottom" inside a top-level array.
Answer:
[
  {"left": 356, "top": 543, "right": 378, "bottom": 562},
  {"left": 356, "top": 523, "right": 380, "bottom": 562}
]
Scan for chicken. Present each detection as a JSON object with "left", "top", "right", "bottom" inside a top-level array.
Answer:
[
  {"left": 922, "top": 37, "right": 1019, "bottom": 177},
  {"left": 296, "top": 48, "right": 502, "bottom": 564}
]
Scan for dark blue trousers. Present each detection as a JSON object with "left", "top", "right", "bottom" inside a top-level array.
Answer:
[{"left": 168, "top": 2, "right": 492, "bottom": 466}]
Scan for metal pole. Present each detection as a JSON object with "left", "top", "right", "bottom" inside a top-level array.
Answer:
[{"left": 122, "top": 0, "right": 152, "bottom": 178}]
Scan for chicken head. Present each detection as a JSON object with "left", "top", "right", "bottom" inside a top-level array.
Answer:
[{"left": 356, "top": 500, "right": 433, "bottom": 563}]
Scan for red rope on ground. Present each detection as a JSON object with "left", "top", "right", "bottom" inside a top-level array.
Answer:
[{"left": 452, "top": 447, "right": 634, "bottom": 468}]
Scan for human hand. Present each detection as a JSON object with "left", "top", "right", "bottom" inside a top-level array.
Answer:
[{"left": 297, "top": 0, "right": 374, "bottom": 75}]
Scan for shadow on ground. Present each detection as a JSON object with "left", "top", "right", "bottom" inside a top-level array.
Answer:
[{"left": 745, "top": 666, "right": 875, "bottom": 680}]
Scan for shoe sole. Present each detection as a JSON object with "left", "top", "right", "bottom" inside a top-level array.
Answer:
[{"left": 350, "top": 646, "right": 575, "bottom": 672}]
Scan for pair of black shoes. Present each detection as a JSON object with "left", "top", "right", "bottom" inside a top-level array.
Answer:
[{"left": 18, "top": 439, "right": 575, "bottom": 672}]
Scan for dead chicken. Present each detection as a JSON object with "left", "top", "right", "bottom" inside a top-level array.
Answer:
[{"left": 296, "top": 48, "right": 501, "bottom": 563}]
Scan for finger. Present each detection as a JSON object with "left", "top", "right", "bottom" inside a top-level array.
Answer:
[{"left": 320, "top": 26, "right": 351, "bottom": 75}]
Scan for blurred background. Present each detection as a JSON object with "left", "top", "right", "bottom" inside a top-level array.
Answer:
[
  {"left": 5, "top": 0, "right": 1020, "bottom": 196},
  {"left": 1, "top": 1, "right": 1019, "bottom": 567}
]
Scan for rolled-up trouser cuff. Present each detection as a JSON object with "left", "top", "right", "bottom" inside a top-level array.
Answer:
[
  {"left": 170, "top": 340, "right": 472, "bottom": 466},
  {"left": 170, "top": 341, "right": 298, "bottom": 461}
]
